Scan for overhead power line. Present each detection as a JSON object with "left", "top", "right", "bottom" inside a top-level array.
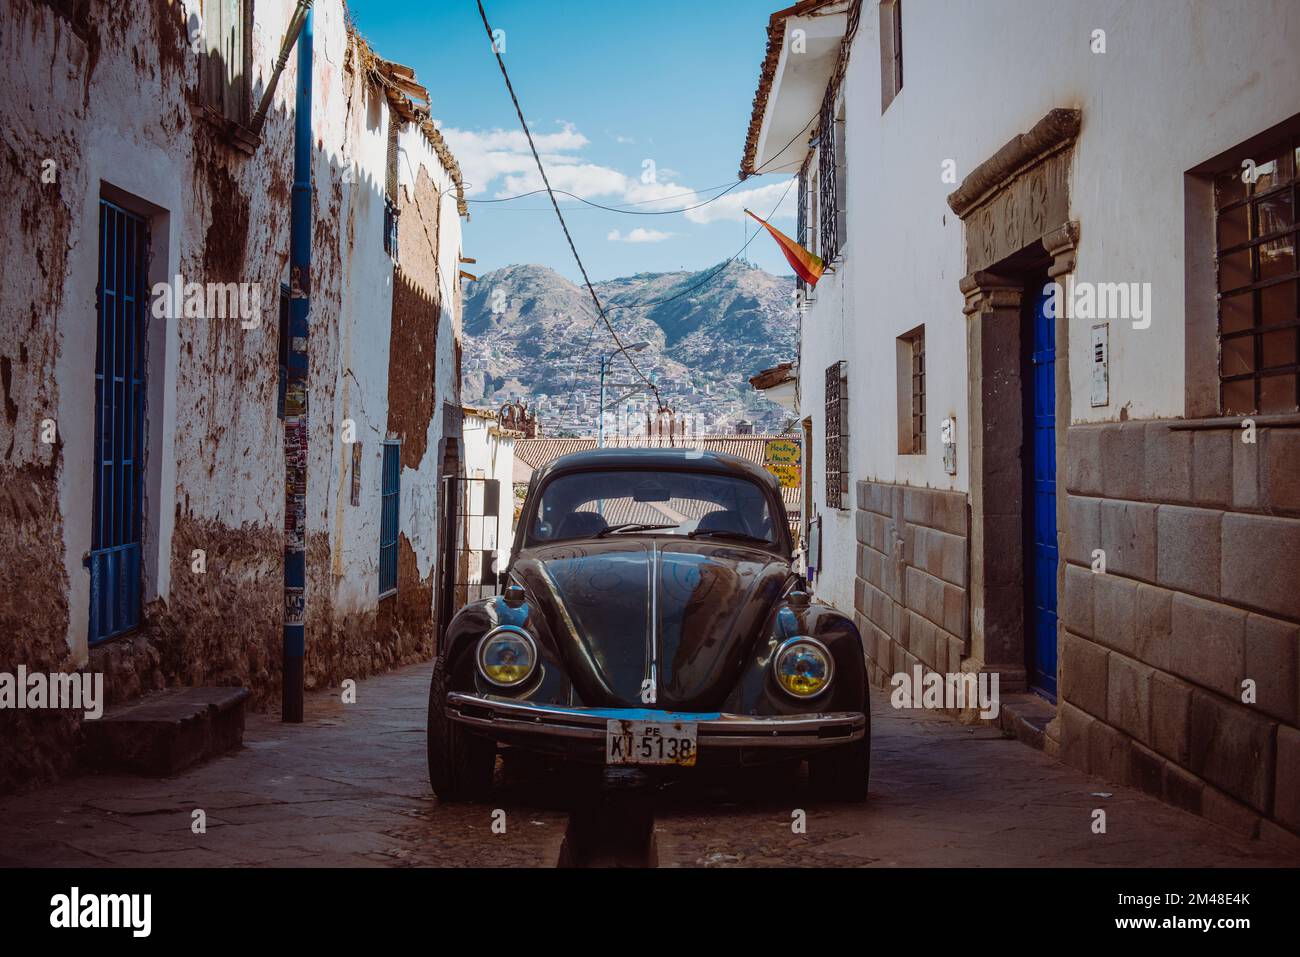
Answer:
[
  {"left": 466, "top": 113, "right": 817, "bottom": 217},
  {"left": 476, "top": 0, "right": 665, "bottom": 412},
  {"left": 469, "top": 181, "right": 737, "bottom": 208},
  {"left": 572, "top": 173, "right": 797, "bottom": 379},
  {"left": 613, "top": 175, "right": 797, "bottom": 310}
]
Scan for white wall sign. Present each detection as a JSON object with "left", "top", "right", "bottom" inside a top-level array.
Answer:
[{"left": 1090, "top": 323, "right": 1109, "bottom": 408}]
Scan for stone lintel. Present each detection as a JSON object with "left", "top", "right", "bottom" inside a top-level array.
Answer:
[{"left": 947, "top": 108, "right": 1082, "bottom": 219}]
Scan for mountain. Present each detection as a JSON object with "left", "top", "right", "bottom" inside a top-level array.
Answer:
[{"left": 461, "top": 260, "right": 797, "bottom": 436}]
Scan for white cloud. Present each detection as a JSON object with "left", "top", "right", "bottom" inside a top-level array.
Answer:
[
  {"left": 607, "top": 228, "right": 675, "bottom": 243},
  {"left": 438, "top": 122, "right": 591, "bottom": 196},
  {"left": 501, "top": 164, "right": 628, "bottom": 200},
  {"left": 684, "top": 180, "right": 797, "bottom": 225},
  {"left": 437, "top": 120, "right": 797, "bottom": 226}
]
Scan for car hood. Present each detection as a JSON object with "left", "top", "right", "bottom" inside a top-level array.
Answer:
[{"left": 513, "top": 539, "right": 790, "bottom": 710}]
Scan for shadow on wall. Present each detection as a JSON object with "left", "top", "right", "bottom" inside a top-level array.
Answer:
[{"left": 0, "top": 0, "right": 447, "bottom": 790}]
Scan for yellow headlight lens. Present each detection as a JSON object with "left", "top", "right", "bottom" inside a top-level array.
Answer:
[
  {"left": 774, "top": 638, "right": 833, "bottom": 698},
  {"left": 477, "top": 628, "right": 537, "bottom": 687}
]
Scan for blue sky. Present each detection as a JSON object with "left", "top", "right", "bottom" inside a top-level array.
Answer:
[{"left": 347, "top": 0, "right": 798, "bottom": 282}]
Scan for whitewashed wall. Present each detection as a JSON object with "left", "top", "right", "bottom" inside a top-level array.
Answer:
[
  {"left": 462, "top": 413, "right": 517, "bottom": 565},
  {"left": 795, "top": 0, "right": 1300, "bottom": 613}
]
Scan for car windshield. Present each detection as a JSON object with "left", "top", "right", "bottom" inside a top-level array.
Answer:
[{"left": 527, "top": 469, "right": 778, "bottom": 547}]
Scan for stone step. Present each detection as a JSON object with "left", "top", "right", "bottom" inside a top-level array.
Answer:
[
  {"left": 81, "top": 687, "right": 250, "bottom": 776},
  {"left": 997, "top": 692, "right": 1057, "bottom": 751}
]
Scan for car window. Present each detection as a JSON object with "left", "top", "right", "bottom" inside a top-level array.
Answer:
[{"left": 528, "top": 469, "right": 777, "bottom": 546}]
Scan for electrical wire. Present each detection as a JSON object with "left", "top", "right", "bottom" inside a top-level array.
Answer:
[
  {"left": 608, "top": 174, "right": 797, "bottom": 310},
  {"left": 468, "top": 180, "right": 737, "bottom": 207},
  {"left": 465, "top": 113, "right": 817, "bottom": 216},
  {"left": 476, "top": 0, "right": 665, "bottom": 412}
]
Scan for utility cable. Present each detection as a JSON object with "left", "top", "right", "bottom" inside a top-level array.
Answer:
[
  {"left": 465, "top": 113, "right": 816, "bottom": 216},
  {"left": 476, "top": 0, "right": 665, "bottom": 412}
]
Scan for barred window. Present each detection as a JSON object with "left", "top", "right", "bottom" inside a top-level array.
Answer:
[
  {"left": 818, "top": 89, "right": 842, "bottom": 263},
  {"left": 1215, "top": 137, "right": 1299, "bottom": 413},
  {"left": 796, "top": 157, "right": 810, "bottom": 296},
  {"left": 384, "top": 117, "right": 402, "bottom": 260},
  {"left": 897, "top": 326, "right": 926, "bottom": 454},
  {"left": 825, "top": 361, "right": 849, "bottom": 509}
]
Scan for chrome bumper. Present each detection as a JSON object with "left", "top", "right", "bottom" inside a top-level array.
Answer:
[{"left": 446, "top": 692, "right": 866, "bottom": 749}]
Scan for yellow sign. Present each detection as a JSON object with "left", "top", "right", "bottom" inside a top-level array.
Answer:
[{"left": 764, "top": 439, "right": 802, "bottom": 488}]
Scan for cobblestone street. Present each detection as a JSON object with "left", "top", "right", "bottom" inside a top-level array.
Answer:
[{"left": 1, "top": 661, "right": 1295, "bottom": 868}]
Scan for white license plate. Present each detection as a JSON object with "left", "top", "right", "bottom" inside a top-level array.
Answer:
[{"left": 605, "top": 719, "right": 698, "bottom": 767}]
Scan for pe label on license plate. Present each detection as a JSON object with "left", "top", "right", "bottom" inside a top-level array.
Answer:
[{"left": 605, "top": 719, "right": 698, "bottom": 767}]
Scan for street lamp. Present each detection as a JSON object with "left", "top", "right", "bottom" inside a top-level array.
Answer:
[{"left": 597, "top": 341, "right": 649, "bottom": 447}]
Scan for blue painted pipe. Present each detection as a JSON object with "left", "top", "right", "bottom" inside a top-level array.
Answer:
[{"left": 283, "top": 5, "right": 313, "bottom": 723}]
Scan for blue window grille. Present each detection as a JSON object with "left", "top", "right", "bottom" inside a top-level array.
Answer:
[
  {"left": 88, "top": 199, "right": 148, "bottom": 644},
  {"left": 379, "top": 440, "right": 401, "bottom": 596}
]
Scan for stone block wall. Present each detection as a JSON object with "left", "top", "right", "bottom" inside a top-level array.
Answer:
[
  {"left": 1060, "top": 420, "right": 1300, "bottom": 843},
  {"left": 853, "top": 480, "right": 969, "bottom": 692}
]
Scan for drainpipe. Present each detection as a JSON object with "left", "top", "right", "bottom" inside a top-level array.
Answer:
[{"left": 283, "top": 5, "right": 313, "bottom": 723}]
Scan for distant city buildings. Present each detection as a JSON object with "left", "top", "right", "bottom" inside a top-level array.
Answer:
[{"left": 462, "top": 342, "right": 788, "bottom": 437}]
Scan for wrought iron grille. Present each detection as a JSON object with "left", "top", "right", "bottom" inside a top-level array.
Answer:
[
  {"left": 825, "top": 361, "right": 848, "bottom": 509},
  {"left": 89, "top": 200, "right": 149, "bottom": 644},
  {"left": 818, "top": 86, "right": 840, "bottom": 264},
  {"left": 911, "top": 330, "right": 926, "bottom": 453},
  {"left": 437, "top": 475, "right": 504, "bottom": 645},
  {"left": 796, "top": 159, "right": 809, "bottom": 296},
  {"left": 1214, "top": 134, "right": 1299, "bottom": 414}
]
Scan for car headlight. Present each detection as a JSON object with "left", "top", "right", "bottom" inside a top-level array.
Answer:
[
  {"left": 773, "top": 636, "right": 834, "bottom": 699},
  {"left": 476, "top": 626, "right": 538, "bottom": 687}
]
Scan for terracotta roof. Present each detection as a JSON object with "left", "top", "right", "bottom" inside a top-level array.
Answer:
[
  {"left": 515, "top": 438, "right": 597, "bottom": 470},
  {"left": 749, "top": 362, "right": 796, "bottom": 390},
  {"left": 739, "top": 0, "right": 843, "bottom": 179}
]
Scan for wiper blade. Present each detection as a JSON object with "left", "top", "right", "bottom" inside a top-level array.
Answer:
[
  {"left": 596, "top": 522, "right": 677, "bottom": 537},
  {"left": 687, "top": 529, "right": 770, "bottom": 545}
]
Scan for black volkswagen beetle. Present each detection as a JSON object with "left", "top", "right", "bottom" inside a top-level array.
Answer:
[{"left": 426, "top": 448, "right": 870, "bottom": 801}]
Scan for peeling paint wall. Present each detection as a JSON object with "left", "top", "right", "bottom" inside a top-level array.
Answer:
[{"left": 0, "top": 0, "right": 465, "bottom": 790}]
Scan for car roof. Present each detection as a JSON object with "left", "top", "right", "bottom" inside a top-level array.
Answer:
[{"left": 532, "top": 446, "right": 782, "bottom": 492}]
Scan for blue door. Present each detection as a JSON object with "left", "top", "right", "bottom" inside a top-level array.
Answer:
[
  {"left": 88, "top": 200, "right": 148, "bottom": 644},
  {"left": 1028, "top": 282, "right": 1058, "bottom": 697},
  {"left": 379, "top": 440, "right": 401, "bottom": 596}
]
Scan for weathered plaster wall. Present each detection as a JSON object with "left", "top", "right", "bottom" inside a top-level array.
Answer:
[{"left": 0, "top": 0, "right": 465, "bottom": 789}]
